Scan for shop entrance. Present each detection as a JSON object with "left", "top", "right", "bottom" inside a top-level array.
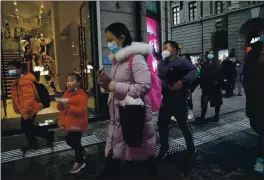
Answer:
[
  {"left": 78, "top": 2, "right": 97, "bottom": 118},
  {"left": 240, "top": 17, "right": 264, "bottom": 46},
  {"left": 1, "top": 1, "right": 99, "bottom": 135}
]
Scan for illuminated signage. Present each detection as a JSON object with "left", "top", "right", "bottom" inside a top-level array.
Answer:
[{"left": 250, "top": 37, "right": 260, "bottom": 44}]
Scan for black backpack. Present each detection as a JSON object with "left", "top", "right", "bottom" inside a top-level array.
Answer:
[{"left": 34, "top": 82, "right": 50, "bottom": 108}]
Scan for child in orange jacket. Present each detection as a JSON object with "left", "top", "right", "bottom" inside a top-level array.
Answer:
[{"left": 57, "top": 73, "right": 88, "bottom": 174}]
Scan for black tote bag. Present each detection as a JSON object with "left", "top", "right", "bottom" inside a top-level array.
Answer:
[{"left": 119, "top": 104, "right": 145, "bottom": 147}]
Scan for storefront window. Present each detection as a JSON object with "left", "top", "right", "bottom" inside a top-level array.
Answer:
[{"left": 1, "top": 1, "right": 97, "bottom": 133}]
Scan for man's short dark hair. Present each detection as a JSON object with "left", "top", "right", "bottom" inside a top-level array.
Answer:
[
  {"left": 163, "top": 41, "right": 179, "bottom": 52},
  {"left": 8, "top": 60, "right": 23, "bottom": 69}
]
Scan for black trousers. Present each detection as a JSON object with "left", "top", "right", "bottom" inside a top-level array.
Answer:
[
  {"left": 157, "top": 97, "right": 195, "bottom": 153},
  {"left": 100, "top": 155, "right": 158, "bottom": 179},
  {"left": 188, "top": 92, "right": 193, "bottom": 110},
  {"left": 200, "top": 95, "right": 220, "bottom": 118},
  {"left": 257, "top": 133, "right": 264, "bottom": 158},
  {"left": 65, "top": 132, "right": 84, "bottom": 163},
  {"left": 21, "top": 116, "right": 51, "bottom": 147}
]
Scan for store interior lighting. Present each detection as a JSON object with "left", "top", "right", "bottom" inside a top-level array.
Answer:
[
  {"left": 33, "top": 66, "right": 44, "bottom": 72},
  {"left": 84, "top": 65, "right": 94, "bottom": 73}
]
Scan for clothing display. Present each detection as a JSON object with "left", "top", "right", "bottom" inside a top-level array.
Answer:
[{"left": 19, "top": 32, "right": 60, "bottom": 95}]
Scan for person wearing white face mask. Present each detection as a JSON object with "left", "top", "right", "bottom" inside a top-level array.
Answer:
[{"left": 157, "top": 41, "right": 196, "bottom": 162}]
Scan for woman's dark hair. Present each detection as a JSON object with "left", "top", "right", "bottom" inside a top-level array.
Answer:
[
  {"left": 184, "top": 53, "right": 191, "bottom": 62},
  {"left": 206, "top": 49, "right": 221, "bottom": 70},
  {"left": 208, "top": 49, "right": 218, "bottom": 60},
  {"left": 105, "top": 22, "right": 133, "bottom": 47}
]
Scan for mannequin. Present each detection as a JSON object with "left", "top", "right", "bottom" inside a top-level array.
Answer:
[
  {"left": 2, "top": 21, "right": 11, "bottom": 39},
  {"left": 38, "top": 33, "right": 52, "bottom": 55}
]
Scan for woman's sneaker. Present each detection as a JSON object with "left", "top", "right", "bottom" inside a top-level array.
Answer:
[
  {"left": 171, "top": 116, "right": 176, "bottom": 121},
  {"left": 70, "top": 162, "right": 86, "bottom": 174},
  {"left": 254, "top": 158, "right": 264, "bottom": 174}
]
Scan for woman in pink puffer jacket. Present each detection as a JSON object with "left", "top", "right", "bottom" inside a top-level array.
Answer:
[{"left": 97, "top": 22, "right": 157, "bottom": 179}]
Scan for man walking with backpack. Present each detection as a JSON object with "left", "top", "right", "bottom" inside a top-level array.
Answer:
[
  {"left": 8, "top": 60, "right": 54, "bottom": 151},
  {"left": 157, "top": 41, "right": 196, "bottom": 161}
]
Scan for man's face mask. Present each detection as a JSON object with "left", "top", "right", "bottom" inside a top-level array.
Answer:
[
  {"left": 161, "top": 50, "right": 171, "bottom": 60},
  {"left": 8, "top": 69, "right": 17, "bottom": 76}
]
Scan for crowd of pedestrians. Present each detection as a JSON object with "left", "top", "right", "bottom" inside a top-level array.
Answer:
[{"left": 7, "top": 22, "right": 264, "bottom": 177}]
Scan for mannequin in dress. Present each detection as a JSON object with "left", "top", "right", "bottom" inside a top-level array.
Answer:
[
  {"left": 38, "top": 33, "right": 52, "bottom": 55},
  {"left": 30, "top": 40, "right": 54, "bottom": 95}
]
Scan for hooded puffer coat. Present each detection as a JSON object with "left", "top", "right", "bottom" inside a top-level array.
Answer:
[
  {"left": 97, "top": 42, "right": 156, "bottom": 161},
  {"left": 11, "top": 73, "right": 43, "bottom": 120}
]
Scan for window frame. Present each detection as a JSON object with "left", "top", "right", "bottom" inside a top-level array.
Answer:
[
  {"left": 215, "top": 1, "right": 223, "bottom": 14},
  {"left": 188, "top": 1, "right": 197, "bottom": 21},
  {"left": 172, "top": 5, "right": 180, "bottom": 25},
  {"left": 210, "top": 1, "right": 213, "bottom": 14},
  {"left": 248, "top": 1, "right": 260, "bottom": 5}
]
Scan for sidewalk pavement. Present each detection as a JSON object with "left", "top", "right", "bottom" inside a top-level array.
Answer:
[{"left": 3, "top": 109, "right": 262, "bottom": 180}]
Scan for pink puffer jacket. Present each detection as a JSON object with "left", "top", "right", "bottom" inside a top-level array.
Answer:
[{"left": 97, "top": 42, "right": 156, "bottom": 161}]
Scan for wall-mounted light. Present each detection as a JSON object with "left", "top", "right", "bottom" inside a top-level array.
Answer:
[
  {"left": 14, "top": 1, "right": 17, "bottom": 5},
  {"left": 40, "top": 10, "right": 43, "bottom": 14},
  {"left": 15, "top": 8, "right": 18, "bottom": 11},
  {"left": 41, "top": 4, "right": 44, "bottom": 8}
]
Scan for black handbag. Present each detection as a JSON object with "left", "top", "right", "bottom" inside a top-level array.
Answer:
[{"left": 119, "top": 103, "right": 145, "bottom": 147}]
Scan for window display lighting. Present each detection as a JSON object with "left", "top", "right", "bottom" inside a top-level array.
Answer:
[{"left": 33, "top": 66, "right": 44, "bottom": 72}]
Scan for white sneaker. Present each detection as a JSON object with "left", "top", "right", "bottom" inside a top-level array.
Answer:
[
  {"left": 188, "top": 111, "right": 194, "bottom": 120},
  {"left": 254, "top": 158, "right": 264, "bottom": 174},
  {"left": 171, "top": 116, "right": 176, "bottom": 121},
  {"left": 70, "top": 162, "right": 86, "bottom": 174}
]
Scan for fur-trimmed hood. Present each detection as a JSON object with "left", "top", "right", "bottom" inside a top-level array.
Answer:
[{"left": 109, "top": 42, "right": 153, "bottom": 62}]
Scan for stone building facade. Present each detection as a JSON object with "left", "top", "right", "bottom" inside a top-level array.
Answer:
[{"left": 170, "top": 1, "right": 264, "bottom": 62}]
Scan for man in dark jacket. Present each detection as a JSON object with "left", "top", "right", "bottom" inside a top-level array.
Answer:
[
  {"left": 243, "top": 41, "right": 264, "bottom": 173},
  {"left": 157, "top": 41, "right": 196, "bottom": 160},
  {"left": 222, "top": 57, "right": 236, "bottom": 97}
]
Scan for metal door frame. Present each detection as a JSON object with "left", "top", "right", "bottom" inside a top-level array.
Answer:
[{"left": 79, "top": 1, "right": 99, "bottom": 118}]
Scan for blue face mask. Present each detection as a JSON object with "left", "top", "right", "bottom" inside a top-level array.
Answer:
[
  {"left": 8, "top": 70, "right": 17, "bottom": 76},
  {"left": 260, "top": 35, "right": 264, "bottom": 43},
  {"left": 207, "top": 54, "right": 214, "bottom": 60},
  {"left": 108, "top": 41, "right": 120, "bottom": 53}
]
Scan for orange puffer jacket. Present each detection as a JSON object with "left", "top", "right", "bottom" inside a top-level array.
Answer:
[
  {"left": 57, "top": 88, "right": 88, "bottom": 133},
  {"left": 11, "top": 73, "right": 43, "bottom": 120}
]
